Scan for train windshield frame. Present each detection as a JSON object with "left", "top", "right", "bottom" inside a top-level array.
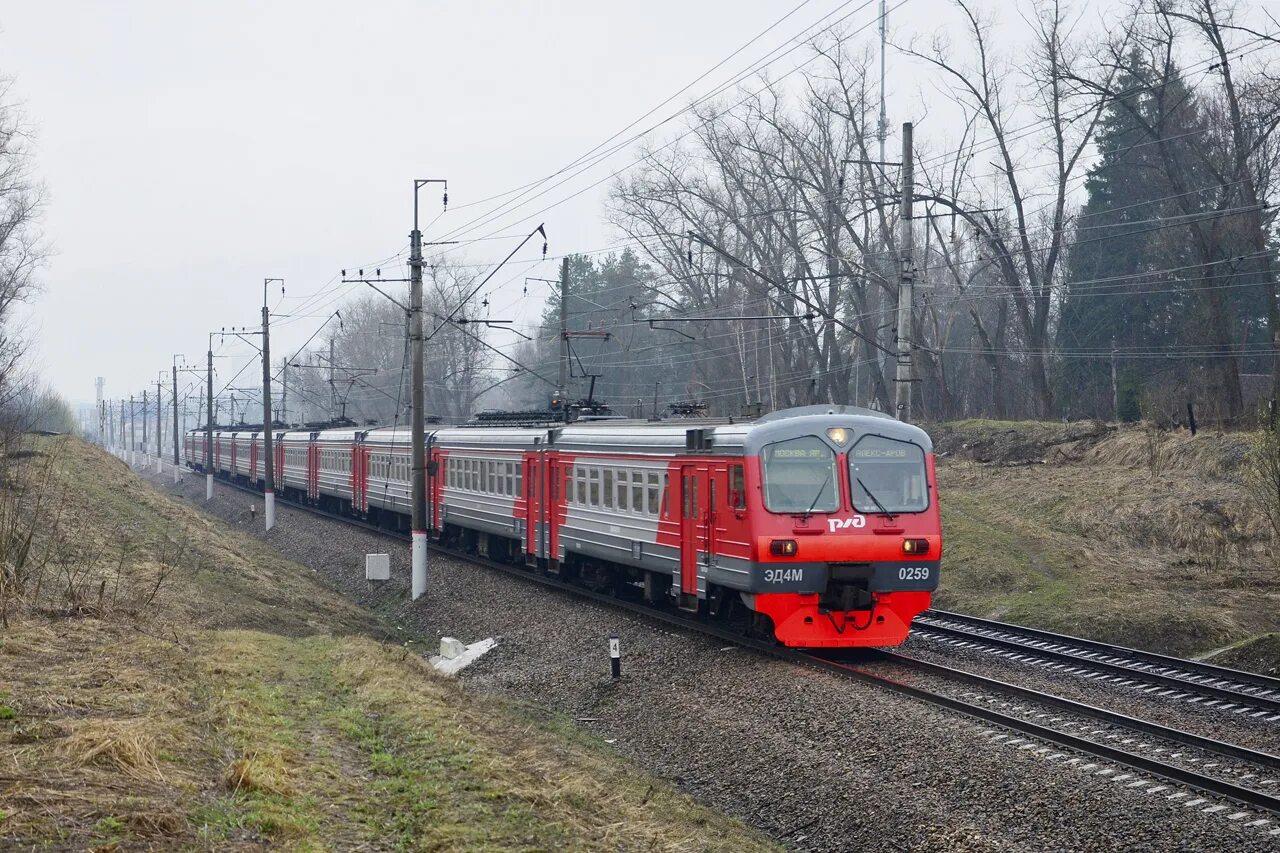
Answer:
[
  {"left": 761, "top": 435, "right": 840, "bottom": 514},
  {"left": 849, "top": 434, "right": 929, "bottom": 514}
]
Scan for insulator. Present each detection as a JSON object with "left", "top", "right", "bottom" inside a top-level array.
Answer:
[
  {"left": 542, "top": 241, "right": 548, "bottom": 258},
  {"left": 443, "top": 191, "right": 448, "bottom": 208}
]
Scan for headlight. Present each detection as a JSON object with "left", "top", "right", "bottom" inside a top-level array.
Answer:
[
  {"left": 770, "top": 539, "right": 799, "bottom": 557},
  {"left": 902, "top": 538, "right": 930, "bottom": 555}
]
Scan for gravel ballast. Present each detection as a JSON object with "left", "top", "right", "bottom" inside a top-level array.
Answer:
[{"left": 151, "top": 470, "right": 1280, "bottom": 851}]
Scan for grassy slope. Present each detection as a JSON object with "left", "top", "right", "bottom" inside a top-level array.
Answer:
[
  {"left": 0, "top": 438, "right": 777, "bottom": 851},
  {"left": 932, "top": 421, "right": 1280, "bottom": 661}
]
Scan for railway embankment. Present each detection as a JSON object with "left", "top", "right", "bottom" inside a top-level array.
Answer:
[
  {"left": 0, "top": 436, "right": 776, "bottom": 851},
  {"left": 931, "top": 420, "right": 1279, "bottom": 667},
  {"left": 148, "top": 444, "right": 1279, "bottom": 850}
]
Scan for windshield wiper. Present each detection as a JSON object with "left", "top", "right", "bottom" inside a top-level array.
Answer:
[
  {"left": 856, "top": 476, "right": 896, "bottom": 519},
  {"left": 801, "top": 469, "right": 833, "bottom": 520}
]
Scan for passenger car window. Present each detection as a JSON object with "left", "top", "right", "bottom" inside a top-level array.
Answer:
[{"left": 729, "top": 464, "right": 746, "bottom": 510}]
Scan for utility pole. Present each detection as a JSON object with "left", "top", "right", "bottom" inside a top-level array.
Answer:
[
  {"left": 206, "top": 337, "right": 215, "bottom": 501},
  {"left": 408, "top": 179, "right": 447, "bottom": 601},
  {"left": 154, "top": 380, "right": 163, "bottom": 472},
  {"left": 262, "top": 278, "right": 282, "bottom": 531},
  {"left": 172, "top": 359, "right": 181, "bottom": 483},
  {"left": 894, "top": 121, "right": 915, "bottom": 422},
  {"left": 559, "top": 256, "right": 570, "bottom": 419},
  {"left": 129, "top": 394, "right": 137, "bottom": 466},
  {"left": 141, "top": 390, "right": 149, "bottom": 465}
]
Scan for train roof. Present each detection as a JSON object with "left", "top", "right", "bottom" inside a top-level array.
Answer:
[{"left": 194, "top": 407, "right": 932, "bottom": 455}]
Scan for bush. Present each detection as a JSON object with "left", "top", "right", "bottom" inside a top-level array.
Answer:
[{"left": 1245, "top": 426, "right": 1280, "bottom": 544}]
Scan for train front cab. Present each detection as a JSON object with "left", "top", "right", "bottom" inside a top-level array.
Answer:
[{"left": 738, "top": 414, "right": 941, "bottom": 648}]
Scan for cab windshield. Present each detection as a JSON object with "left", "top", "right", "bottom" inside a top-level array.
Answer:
[
  {"left": 849, "top": 435, "right": 928, "bottom": 514},
  {"left": 762, "top": 436, "right": 839, "bottom": 514}
]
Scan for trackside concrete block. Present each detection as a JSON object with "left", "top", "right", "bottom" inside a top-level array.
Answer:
[
  {"left": 365, "top": 553, "right": 391, "bottom": 581},
  {"left": 439, "top": 637, "right": 466, "bottom": 659}
]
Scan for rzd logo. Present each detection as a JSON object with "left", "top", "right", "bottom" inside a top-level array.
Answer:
[{"left": 827, "top": 515, "right": 867, "bottom": 532}]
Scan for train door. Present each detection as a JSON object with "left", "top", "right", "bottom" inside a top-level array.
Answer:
[
  {"left": 523, "top": 453, "right": 539, "bottom": 557},
  {"left": 428, "top": 439, "right": 443, "bottom": 534},
  {"left": 548, "top": 455, "right": 562, "bottom": 568},
  {"left": 706, "top": 462, "right": 723, "bottom": 560},
  {"left": 307, "top": 441, "right": 319, "bottom": 502},
  {"left": 274, "top": 441, "right": 284, "bottom": 486},
  {"left": 678, "top": 463, "right": 699, "bottom": 601},
  {"left": 351, "top": 442, "right": 366, "bottom": 513}
]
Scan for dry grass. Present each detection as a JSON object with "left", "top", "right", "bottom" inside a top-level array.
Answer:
[
  {"left": 223, "top": 753, "right": 296, "bottom": 797},
  {"left": 935, "top": 421, "right": 1280, "bottom": 657},
  {"left": 55, "top": 718, "right": 166, "bottom": 780},
  {"left": 0, "top": 437, "right": 778, "bottom": 851}
]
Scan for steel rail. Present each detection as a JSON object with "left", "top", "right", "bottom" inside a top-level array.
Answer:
[
  {"left": 916, "top": 610, "right": 1280, "bottom": 716},
  {"left": 189, "top": 470, "right": 1280, "bottom": 816}
]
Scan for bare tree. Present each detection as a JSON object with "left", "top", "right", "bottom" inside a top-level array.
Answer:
[
  {"left": 0, "top": 79, "right": 47, "bottom": 422},
  {"left": 285, "top": 258, "right": 494, "bottom": 425},
  {"left": 901, "top": 0, "right": 1114, "bottom": 417}
]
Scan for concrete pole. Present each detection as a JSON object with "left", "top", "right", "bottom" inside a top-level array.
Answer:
[
  {"left": 206, "top": 344, "right": 214, "bottom": 501},
  {"left": 172, "top": 363, "right": 181, "bottom": 483},
  {"left": 409, "top": 184, "right": 429, "bottom": 600},
  {"left": 262, "top": 280, "right": 276, "bottom": 531},
  {"left": 155, "top": 381, "right": 163, "bottom": 472},
  {"left": 894, "top": 122, "right": 915, "bottom": 422},
  {"left": 129, "top": 394, "right": 137, "bottom": 466},
  {"left": 559, "top": 256, "right": 569, "bottom": 419}
]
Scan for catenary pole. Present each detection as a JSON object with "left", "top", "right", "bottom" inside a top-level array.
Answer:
[
  {"left": 894, "top": 121, "right": 914, "bottom": 422},
  {"left": 559, "top": 256, "right": 570, "bottom": 419},
  {"left": 410, "top": 180, "right": 440, "bottom": 600},
  {"left": 172, "top": 360, "right": 181, "bottom": 483},
  {"left": 262, "top": 278, "right": 280, "bottom": 531},
  {"left": 206, "top": 337, "right": 215, "bottom": 501},
  {"left": 155, "top": 380, "right": 163, "bottom": 472},
  {"left": 129, "top": 394, "right": 137, "bottom": 466},
  {"left": 142, "top": 390, "right": 149, "bottom": 466}
]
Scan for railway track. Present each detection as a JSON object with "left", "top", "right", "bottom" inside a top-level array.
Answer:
[
  {"left": 913, "top": 610, "right": 1280, "bottom": 721},
  {"left": 192, "top": 471, "right": 1280, "bottom": 825}
]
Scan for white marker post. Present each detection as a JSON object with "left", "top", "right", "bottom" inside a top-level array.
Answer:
[
  {"left": 265, "top": 490, "right": 275, "bottom": 531},
  {"left": 609, "top": 633, "right": 621, "bottom": 680},
  {"left": 206, "top": 472, "right": 213, "bottom": 501}
]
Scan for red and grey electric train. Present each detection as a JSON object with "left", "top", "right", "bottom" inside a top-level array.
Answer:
[{"left": 186, "top": 405, "right": 942, "bottom": 647}]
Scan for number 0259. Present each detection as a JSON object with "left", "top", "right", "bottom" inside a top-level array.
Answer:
[{"left": 898, "top": 566, "right": 930, "bottom": 581}]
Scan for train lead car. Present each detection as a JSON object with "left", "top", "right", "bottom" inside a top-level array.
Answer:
[{"left": 187, "top": 405, "right": 942, "bottom": 648}]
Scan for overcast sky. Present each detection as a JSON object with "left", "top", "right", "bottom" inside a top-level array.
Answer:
[{"left": 1, "top": 0, "right": 1119, "bottom": 408}]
